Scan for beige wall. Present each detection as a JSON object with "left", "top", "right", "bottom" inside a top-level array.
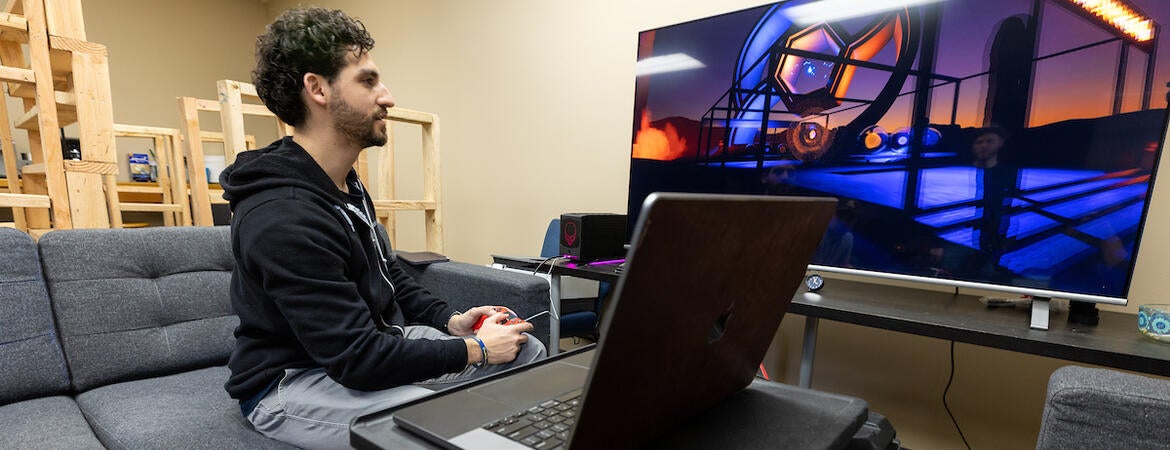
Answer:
[
  {"left": 80, "top": 1, "right": 1169, "bottom": 447},
  {"left": 83, "top": 0, "right": 274, "bottom": 181}
]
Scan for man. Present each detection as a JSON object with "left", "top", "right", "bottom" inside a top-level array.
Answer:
[
  {"left": 220, "top": 8, "right": 545, "bottom": 449},
  {"left": 970, "top": 127, "right": 1018, "bottom": 278}
]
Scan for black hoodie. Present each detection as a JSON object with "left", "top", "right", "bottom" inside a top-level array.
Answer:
[{"left": 221, "top": 137, "right": 467, "bottom": 401}]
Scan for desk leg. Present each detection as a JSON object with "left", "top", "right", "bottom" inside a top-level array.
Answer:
[
  {"left": 799, "top": 317, "right": 819, "bottom": 388},
  {"left": 549, "top": 274, "right": 561, "bottom": 355}
]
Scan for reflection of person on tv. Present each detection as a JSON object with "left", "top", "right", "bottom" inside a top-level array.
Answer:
[
  {"left": 759, "top": 165, "right": 794, "bottom": 195},
  {"left": 815, "top": 201, "right": 857, "bottom": 268},
  {"left": 970, "top": 127, "right": 1018, "bottom": 277}
]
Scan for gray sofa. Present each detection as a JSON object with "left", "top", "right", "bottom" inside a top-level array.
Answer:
[
  {"left": 1036, "top": 365, "right": 1170, "bottom": 449},
  {"left": 0, "top": 226, "right": 550, "bottom": 449}
]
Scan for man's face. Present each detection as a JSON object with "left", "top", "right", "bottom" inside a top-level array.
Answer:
[
  {"left": 328, "top": 52, "right": 395, "bottom": 148},
  {"left": 972, "top": 133, "right": 1003, "bottom": 161}
]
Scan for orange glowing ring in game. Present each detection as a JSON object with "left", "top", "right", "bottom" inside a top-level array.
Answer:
[{"left": 786, "top": 122, "right": 833, "bottom": 161}]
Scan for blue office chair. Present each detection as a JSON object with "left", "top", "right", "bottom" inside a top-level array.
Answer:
[{"left": 541, "top": 219, "right": 611, "bottom": 341}]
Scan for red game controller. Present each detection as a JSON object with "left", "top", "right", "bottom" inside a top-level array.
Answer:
[{"left": 472, "top": 307, "right": 526, "bottom": 332}]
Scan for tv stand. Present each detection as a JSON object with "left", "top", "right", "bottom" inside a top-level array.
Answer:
[{"left": 1030, "top": 296, "right": 1051, "bottom": 330}]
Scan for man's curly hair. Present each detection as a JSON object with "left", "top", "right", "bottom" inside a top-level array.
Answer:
[{"left": 253, "top": 8, "right": 375, "bottom": 127}]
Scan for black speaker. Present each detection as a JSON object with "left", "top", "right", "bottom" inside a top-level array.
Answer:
[{"left": 559, "top": 213, "right": 626, "bottom": 261}]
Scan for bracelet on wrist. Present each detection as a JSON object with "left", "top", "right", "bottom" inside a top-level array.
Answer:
[{"left": 471, "top": 336, "right": 488, "bottom": 369}]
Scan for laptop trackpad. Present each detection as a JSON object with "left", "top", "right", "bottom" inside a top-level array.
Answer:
[
  {"left": 395, "top": 361, "right": 590, "bottom": 439},
  {"left": 468, "top": 361, "right": 588, "bottom": 406}
]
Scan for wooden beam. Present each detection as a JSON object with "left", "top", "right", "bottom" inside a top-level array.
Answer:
[
  {"left": 63, "top": 159, "right": 117, "bottom": 175},
  {"left": 387, "top": 107, "right": 435, "bottom": 125},
  {"left": 0, "top": 64, "right": 33, "bottom": 82},
  {"left": 119, "top": 202, "right": 183, "bottom": 213},
  {"left": 192, "top": 97, "right": 272, "bottom": 117},
  {"left": 371, "top": 200, "right": 437, "bottom": 211},
  {"left": 116, "top": 184, "right": 164, "bottom": 194},
  {"left": 217, "top": 79, "right": 247, "bottom": 164},
  {"left": 193, "top": 98, "right": 220, "bottom": 112},
  {"left": 25, "top": 0, "right": 71, "bottom": 228},
  {"left": 48, "top": 35, "right": 102, "bottom": 55},
  {"left": 0, "top": 59, "right": 26, "bottom": 230},
  {"left": 179, "top": 96, "right": 213, "bottom": 226},
  {"left": 9, "top": 81, "right": 71, "bottom": 99},
  {"left": 0, "top": 12, "right": 27, "bottom": 36},
  {"left": 0, "top": 192, "right": 50, "bottom": 208},
  {"left": 14, "top": 101, "right": 76, "bottom": 129},
  {"left": 150, "top": 134, "right": 177, "bottom": 225},
  {"left": 102, "top": 172, "right": 121, "bottom": 228},
  {"left": 421, "top": 117, "right": 443, "bottom": 252},
  {"left": 44, "top": 0, "right": 87, "bottom": 41},
  {"left": 69, "top": 49, "right": 116, "bottom": 229},
  {"left": 113, "top": 123, "right": 178, "bottom": 136},
  {"left": 239, "top": 81, "right": 259, "bottom": 98},
  {"left": 20, "top": 162, "right": 45, "bottom": 175},
  {"left": 208, "top": 190, "right": 228, "bottom": 204},
  {"left": 378, "top": 126, "right": 396, "bottom": 238}
]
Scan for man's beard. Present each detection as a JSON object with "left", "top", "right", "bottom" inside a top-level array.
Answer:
[{"left": 329, "top": 95, "right": 387, "bottom": 148}]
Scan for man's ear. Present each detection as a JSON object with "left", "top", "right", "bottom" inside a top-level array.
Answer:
[{"left": 303, "top": 72, "right": 329, "bottom": 108}]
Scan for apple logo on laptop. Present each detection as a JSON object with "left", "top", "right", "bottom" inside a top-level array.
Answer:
[{"left": 709, "top": 305, "right": 734, "bottom": 343}]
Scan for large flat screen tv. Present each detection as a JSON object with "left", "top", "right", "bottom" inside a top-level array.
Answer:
[{"left": 628, "top": 0, "right": 1170, "bottom": 304}]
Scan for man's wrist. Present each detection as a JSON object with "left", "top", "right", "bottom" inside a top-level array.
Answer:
[
  {"left": 446, "top": 311, "right": 461, "bottom": 334},
  {"left": 467, "top": 337, "right": 488, "bottom": 368}
]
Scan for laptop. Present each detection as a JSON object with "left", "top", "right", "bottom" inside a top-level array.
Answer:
[{"left": 387, "top": 193, "right": 837, "bottom": 449}]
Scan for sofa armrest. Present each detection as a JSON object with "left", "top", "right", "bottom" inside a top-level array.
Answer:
[
  {"left": 1036, "top": 365, "right": 1170, "bottom": 449},
  {"left": 400, "top": 261, "right": 552, "bottom": 347}
]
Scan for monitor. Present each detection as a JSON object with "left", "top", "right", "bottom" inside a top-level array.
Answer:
[{"left": 627, "top": 0, "right": 1170, "bottom": 305}]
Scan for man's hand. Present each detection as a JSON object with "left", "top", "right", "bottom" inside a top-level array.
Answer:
[
  {"left": 447, "top": 305, "right": 498, "bottom": 336},
  {"left": 467, "top": 311, "right": 535, "bottom": 366}
]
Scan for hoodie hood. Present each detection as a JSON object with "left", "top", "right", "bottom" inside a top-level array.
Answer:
[{"left": 219, "top": 136, "right": 350, "bottom": 211}]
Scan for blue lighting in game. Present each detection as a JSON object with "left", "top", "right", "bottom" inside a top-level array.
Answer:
[
  {"left": 1019, "top": 178, "right": 1126, "bottom": 203},
  {"left": 1005, "top": 212, "right": 1061, "bottom": 240},
  {"left": 917, "top": 167, "right": 979, "bottom": 209},
  {"left": 1018, "top": 169, "right": 1107, "bottom": 190},
  {"left": 915, "top": 206, "right": 979, "bottom": 228},
  {"left": 1077, "top": 202, "right": 1145, "bottom": 240},
  {"left": 1043, "top": 184, "right": 1147, "bottom": 220},
  {"left": 1000, "top": 234, "right": 1094, "bottom": 274},
  {"left": 788, "top": 167, "right": 907, "bottom": 209},
  {"left": 939, "top": 227, "right": 977, "bottom": 249}
]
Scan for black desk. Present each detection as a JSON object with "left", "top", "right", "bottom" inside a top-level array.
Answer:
[
  {"left": 351, "top": 348, "right": 871, "bottom": 450},
  {"left": 791, "top": 279, "right": 1170, "bottom": 386},
  {"left": 491, "top": 257, "right": 1170, "bottom": 384}
]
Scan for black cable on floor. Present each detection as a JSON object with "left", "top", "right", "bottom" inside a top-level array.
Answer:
[{"left": 944, "top": 340, "right": 972, "bottom": 450}]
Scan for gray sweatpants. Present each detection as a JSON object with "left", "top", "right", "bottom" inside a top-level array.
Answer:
[{"left": 245, "top": 326, "right": 547, "bottom": 449}]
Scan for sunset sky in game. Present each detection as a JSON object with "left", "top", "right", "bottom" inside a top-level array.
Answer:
[{"left": 635, "top": 0, "right": 1170, "bottom": 160}]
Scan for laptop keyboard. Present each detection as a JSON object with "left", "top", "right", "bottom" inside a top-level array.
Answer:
[{"left": 482, "top": 389, "right": 582, "bottom": 449}]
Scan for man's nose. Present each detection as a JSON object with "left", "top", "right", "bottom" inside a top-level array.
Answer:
[{"left": 378, "top": 84, "right": 395, "bottom": 109}]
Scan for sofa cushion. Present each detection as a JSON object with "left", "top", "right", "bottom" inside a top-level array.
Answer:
[
  {"left": 1037, "top": 365, "right": 1170, "bottom": 449},
  {"left": 75, "top": 365, "right": 297, "bottom": 450},
  {"left": 0, "top": 228, "right": 71, "bottom": 405},
  {"left": 38, "top": 226, "right": 237, "bottom": 392},
  {"left": 0, "top": 395, "right": 104, "bottom": 449},
  {"left": 402, "top": 261, "right": 552, "bottom": 346}
]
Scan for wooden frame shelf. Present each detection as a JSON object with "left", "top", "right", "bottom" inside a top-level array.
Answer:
[{"left": 0, "top": 0, "right": 118, "bottom": 234}]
